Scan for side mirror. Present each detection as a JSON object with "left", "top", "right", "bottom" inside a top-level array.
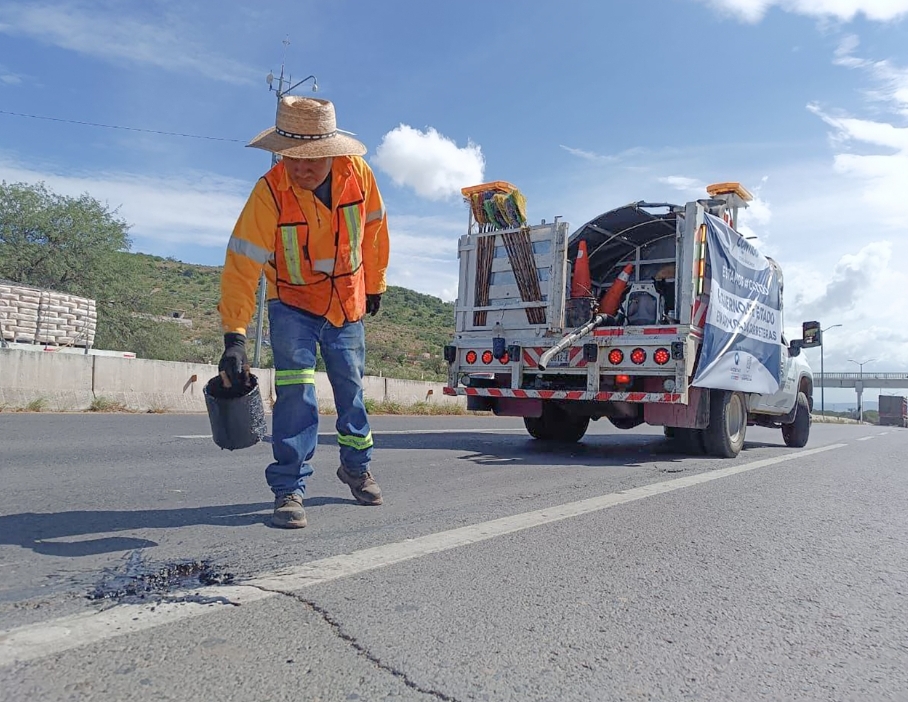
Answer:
[
  {"left": 789, "top": 339, "right": 803, "bottom": 357},
  {"left": 801, "top": 321, "right": 822, "bottom": 348}
]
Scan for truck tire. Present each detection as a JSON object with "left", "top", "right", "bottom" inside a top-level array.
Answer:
[
  {"left": 674, "top": 428, "right": 706, "bottom": 455},
  {"left": 782, "top": 391, "right": 811, "bottom": 448},
  {"left": 524, "top": 403, "right": 590, "bottom": 443},
  {"left": 703, "top": 390, "right": 747, "bottom": 458}
]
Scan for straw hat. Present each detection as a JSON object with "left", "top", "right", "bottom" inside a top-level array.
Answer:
[{"left": 247, "top": 96, "right": 367, "bottom": 158}]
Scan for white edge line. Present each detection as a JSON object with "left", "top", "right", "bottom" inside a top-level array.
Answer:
[
  {"left": 0, "top": 442, "right": 846, "bottom": 667},
  {"left": 177, "top": 429, "right": 530, "bottom": 439}
]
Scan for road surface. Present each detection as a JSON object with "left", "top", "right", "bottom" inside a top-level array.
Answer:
[{"left": 1, "top": 413, "right": 906, "bottom": 701}]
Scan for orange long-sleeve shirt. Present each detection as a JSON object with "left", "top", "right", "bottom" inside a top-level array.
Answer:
[{"left": 218, "top": 156, "right": 389, "bottom": 333}]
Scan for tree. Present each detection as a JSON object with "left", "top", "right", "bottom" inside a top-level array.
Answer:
[
  {"left": 0, "top": 181, "right": 131, "bottom": 296},
  {"left": 0, "top": 181, "right": 167, "bottom": 357}
]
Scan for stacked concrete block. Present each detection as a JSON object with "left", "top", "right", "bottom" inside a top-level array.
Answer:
[{"left": 0, "top": 283, "right": 97, "bottom": 347}]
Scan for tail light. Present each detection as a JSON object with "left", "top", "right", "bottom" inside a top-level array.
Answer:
[
  {"left": 499, "top": 352, "right": 510, "bottom": 364},
  {"left": 608, "top": 349, "right": 624, "bottom": 365},
  {"left": 481, "top": 350, "right": 494, "bottom": 364},
  {"left": 465, "top": 350, "right": 478, "bottom": 364},
  {"left": 615, "top": 374, "right": 632, "bottom": 386},
  {"left": 654, "top": 348, "right": 671, "bottom": 365},
  {"left": 630, "top": 348, "right": 646, "bottom": 365}
]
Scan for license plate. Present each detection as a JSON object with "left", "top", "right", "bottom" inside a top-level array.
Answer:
[{"left": 547, "top": 350, "right": 571, "bottom": 367}]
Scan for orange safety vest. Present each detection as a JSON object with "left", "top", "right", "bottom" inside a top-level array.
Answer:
[{"left": 262, "top": 160, "right": 366, "bottom": 322}]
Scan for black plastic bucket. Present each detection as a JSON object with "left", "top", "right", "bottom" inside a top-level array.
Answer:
[{"left": 204, "top": 374, "right": 268, "bottom": 450}]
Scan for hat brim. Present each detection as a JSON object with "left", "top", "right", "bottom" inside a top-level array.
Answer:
[{"left": 246, "top": 127, "right": 367, "bottom": 158}]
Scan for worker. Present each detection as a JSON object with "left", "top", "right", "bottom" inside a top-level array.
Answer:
[{"left": 217, "top": 96, "right": 390, "bottom": 528}]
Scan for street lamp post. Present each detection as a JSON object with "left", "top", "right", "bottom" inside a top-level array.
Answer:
[
  {"left": 848, "top": 357, "right": 876, "bottom": 424},
  {"left": 250, "top": 39, "right": 318, "bottom": 368},
  {"left": 820, "top": 323, "right": 842, "bottom": 415}
]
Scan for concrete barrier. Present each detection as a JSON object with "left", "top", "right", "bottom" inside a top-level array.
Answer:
[
  {"left": 0, "top": 349, "right": 94, "bottom": 411},
  {"left": 0, "top": 348, "right": 464, "bottom": 413},
  {"left": 91, "top": 356, "right": 276, "bottom": 413},
  {"left": 385, "top": 377, "right": 461, "bottom": 406}
]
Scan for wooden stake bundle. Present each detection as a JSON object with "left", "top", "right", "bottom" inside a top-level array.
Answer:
[
  {"left": 473, "top": 234, "right": 496, "bottom": 327},
  {"left": 503, "top": 228, "right": 546, "bottom": 325}
]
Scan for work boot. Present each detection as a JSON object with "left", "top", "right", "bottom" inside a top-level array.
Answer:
[
  {"left": 272, "top": 493, "right": 307, "bottom": 528},
  {"left": 336, "top": 465, "right": 383, "bottom": 506}
]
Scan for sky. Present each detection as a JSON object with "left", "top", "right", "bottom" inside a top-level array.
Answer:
[{"left": 1, "top": 0, "right": 907, "bottom": 402}]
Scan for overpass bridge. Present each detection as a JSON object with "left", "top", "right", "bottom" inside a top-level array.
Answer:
[
  {"left": 815, "top": 372, "right": 908, "bottom": 389},
  {"left": 814, "top": 372, "right": 908, "bottom": 416}
]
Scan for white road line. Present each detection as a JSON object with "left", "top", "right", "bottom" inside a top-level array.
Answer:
[
  {"left": 857, "top": 436, "right": 875, "bottom": 441},
  {"left": 879, "top": 432, "right": 889, "bottom": 436},
  {"left": 0, "top": 442, "right": 847, "bottom": 668},
  {"left": 176, "top": 428, "right": 528, "bottom": 439}
]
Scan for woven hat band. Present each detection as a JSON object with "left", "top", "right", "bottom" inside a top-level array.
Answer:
[{"left": 274, "top": 127, "right": 340, "bottom": 141}]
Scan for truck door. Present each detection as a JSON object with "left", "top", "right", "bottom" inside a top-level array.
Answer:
[{"left": 751, "top": 335, "right": 798, "bottom": 413}]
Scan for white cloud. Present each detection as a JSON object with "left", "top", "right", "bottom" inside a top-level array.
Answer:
[
  {"left": 785, "top": 241, "right": 908, "bottom": 370},
  {"left": 808, "top": 44, "right": 908, "bottom": 227},
  {"left": 0, "top": 65, "right": 23, "bottom": 85},
  {"left": 701, "top": 0, "right": 908, "bottom": 22},
  {"left": 560, "top": 145, "right": 614, "bottom": 162},
  {"left": 385, "top": 214, "right": 464, "bottom": 301},
  {"left": 0, "top": 2, "right": 256, "bottom": 84},
  {"left": 832, "top": 36, "right": 908, "bottom": 115},
  {"left": 658, "top": 175, "right": 707, "bottom": 194},
  {"left": 373, "top": 125, "right": 485, "bottom": 201}
]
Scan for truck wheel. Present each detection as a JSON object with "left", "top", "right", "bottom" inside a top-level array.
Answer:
[
  {"left": 782, "top": 391, "right": 810, "bottom": 448},
  {"left": 703, "top": 390, "right": 747, "bottom": 458},
  {"left": 524, "top": 403, "right": 590, "bottom": 443},
  {"left": 673, "top": 428, "right": 706, "bottom": 455}
]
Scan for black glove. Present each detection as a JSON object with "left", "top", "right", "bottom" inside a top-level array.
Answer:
[
  {"left": 219, "top": 332, "right": 248, "bottom": 388},
  {"left": 366, "top": 294, "right": 382, "bottom": 316}
]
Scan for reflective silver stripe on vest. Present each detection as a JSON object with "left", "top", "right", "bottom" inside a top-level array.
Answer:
[
  {"left": 365, "top": 206, "right": 385, "bottom": 224},
  {"left": 313, "top": 258, "right": 334, "bottom": 274},
  {"left": 227, "top": 236, "right": 271, "bottom": 265}
]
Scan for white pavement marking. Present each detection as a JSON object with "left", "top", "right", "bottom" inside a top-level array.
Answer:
[
  {"left": 176, "top": 428, "right": 528, "bottom": 439},
  {"left": 0, "top": 442, "right": 846, "bottom": 668},
  {"left": 858, "top": 436, "right": 875, "bottom": 441}
]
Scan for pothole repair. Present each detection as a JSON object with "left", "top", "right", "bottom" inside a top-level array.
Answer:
[{"left": 88, "top": 550, "right": 236, "bottom": 604}]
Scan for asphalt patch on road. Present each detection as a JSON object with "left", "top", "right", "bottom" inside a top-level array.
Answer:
[{"left": 87, "top": 550, "right": 236, "bottom": 604}]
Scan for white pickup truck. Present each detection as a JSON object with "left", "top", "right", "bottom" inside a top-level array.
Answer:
[{"left": 443, "top": 181, "right": 815, "bottom": 458}]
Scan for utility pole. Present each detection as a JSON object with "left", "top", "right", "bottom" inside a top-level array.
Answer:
[
  {"left": 251, "top": 37, "right": 318, "bottom": 367},
  {"left": 849, "top": 357, "right": 876, "bottom": 424}
]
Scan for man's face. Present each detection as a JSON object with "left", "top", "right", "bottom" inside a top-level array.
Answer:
[{"left": 283, "top": 156, "right": 333, "bottom": 191}]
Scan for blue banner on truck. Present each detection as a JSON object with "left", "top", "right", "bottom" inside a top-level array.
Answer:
[{"left": 693, "top": 214, "right": 783, "bottom": 395}]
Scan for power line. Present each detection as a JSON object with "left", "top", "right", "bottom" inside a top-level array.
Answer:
[{"left": 0, "top": 110, "right": 244, "bottom": 143}]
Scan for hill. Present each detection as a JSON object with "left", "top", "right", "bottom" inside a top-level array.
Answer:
[{"left": 114, "top": 252, "right": 455, "bottom": 381}]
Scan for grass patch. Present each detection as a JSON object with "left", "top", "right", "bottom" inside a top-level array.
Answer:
[
  {"left": 360, "top": 398, "right": 467, "bottom": 415},
  {"left": 24, "top": 397, "right": 49, "bottom": 412},
  {"left": 89, "top": 396, "right": 133, "bottom": 413},
  {"left": 146, "top": 404, "right": 169, "bottom": 414}
]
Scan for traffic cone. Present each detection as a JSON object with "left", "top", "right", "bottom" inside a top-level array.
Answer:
[
  {"left": 570, "top": 240, "right": 592, "bottom": 298},
  {"left": 599, "top": 263, "right": 634, "bottom": 315}
]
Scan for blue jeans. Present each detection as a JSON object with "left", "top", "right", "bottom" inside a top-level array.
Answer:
[{"left": 266, "top": 300, "right": 373, "bottom": 498}]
